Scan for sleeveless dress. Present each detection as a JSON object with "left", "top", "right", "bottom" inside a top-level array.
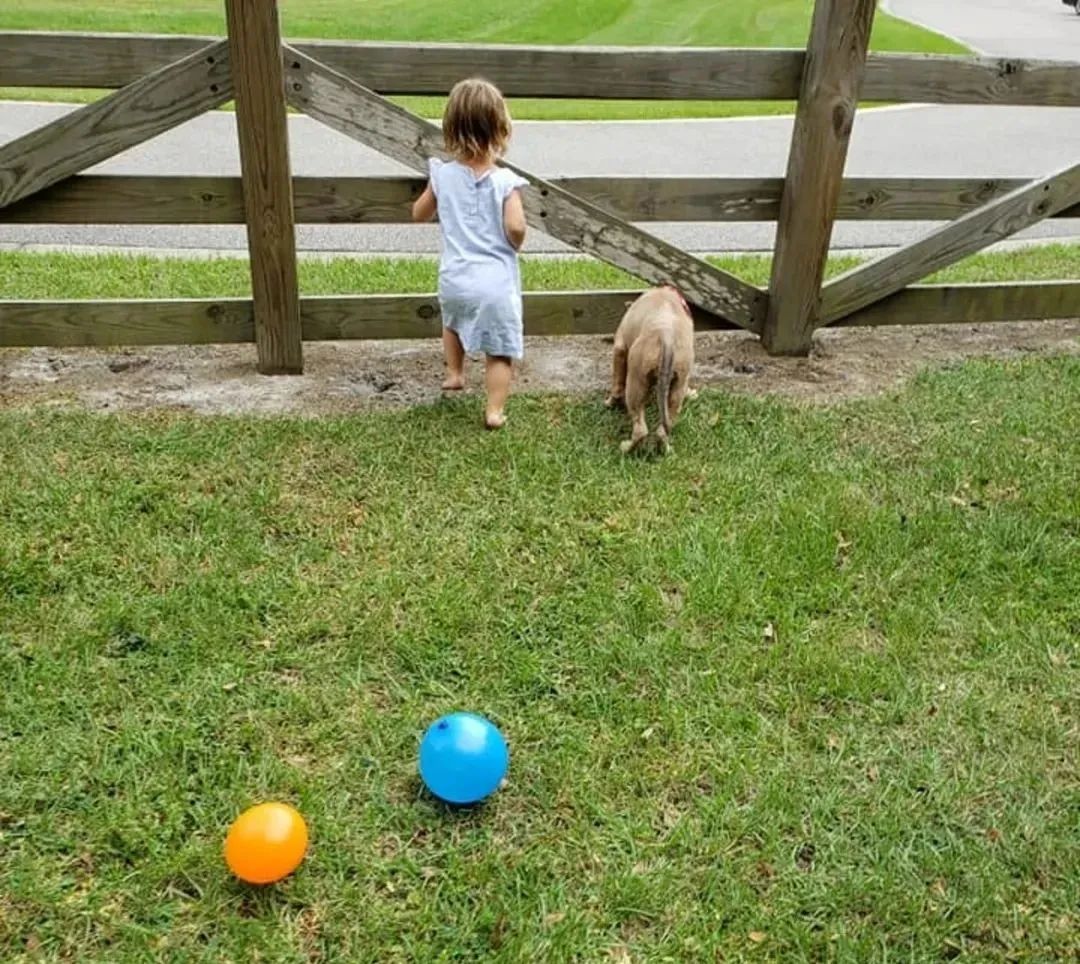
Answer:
[{"left": 429, "top": 158, "right": 529, "bottom": 360}]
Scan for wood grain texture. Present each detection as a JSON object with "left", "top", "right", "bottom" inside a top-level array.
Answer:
[
  {"left": 1, "top": 31, "right": 1077, "bottom": 106},
  {"left": 0, "top": 175, "right": 422, "bottom": 224},
  {"left": 862, "top": 52, "right": 1080, "bottom": 107},
  {"left": 0, "top": 299, "right": 255, "bottom": 347},
  {"left": 831, "top": 178, "right": 1080, "bottom": 222},
  {"left": 823, "top": 160, "right": 1080, "bottom": 323},
  {"left": 283, "top": 47, "right": 766, "bottom": 331},
  {"left": 828, "top": 281, "right": 1080, "bottom": 328},
  {"left": 225, "top": 0, "right": 302, "bottom": 375},
  {"left": 302, "top": 292, "right": 736, "bottom": 340},
  {"left": 0, "top": 293, "right": 720, "bottom": 347},
  {"left": 0, "top": 32, "right": 208, "bottom": 89},
  {"left": 764, "top": 0, "right": 876, "bottom": 356},
  {"left": 1, "top": 175, "right": 248, "bottom": 223},
  {"left": 5, "top": 174, "right": 1080, "bottom": 225},
  {"left": 0, "top": 40, "right": 231, "bottom": 211},
  {"left": 2, "top": 284, "right": 1073, "bottom": 349},
  {"left": 286, "top": 41, "right": 803, "bottom": 102}
]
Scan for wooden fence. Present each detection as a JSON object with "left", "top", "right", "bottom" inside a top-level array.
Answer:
[{"left": 1, "top": 0, "right": 1079, "bottom": 371}]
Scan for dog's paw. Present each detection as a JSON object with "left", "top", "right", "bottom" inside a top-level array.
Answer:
[
  {"left": 685, "top": 387, "right": 699, "bottom": 402},
  {"left": 619, "top": 438, "right": 637, "bottom": 454},
  {"left": 604, "top": 394, "right": 625, "bottom": 410}
]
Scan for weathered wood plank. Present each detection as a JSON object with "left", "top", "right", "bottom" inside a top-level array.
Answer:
[
  {"left": 822, "top": 160, "right": 1080, "bottom": 324},
  {"left": 0, "top": 41, "right": 231, "bottom": 212},
  {"left": 832, "top": 280, "right": 1080, "bottom": 328},
  {"left": 5, "top": 174, "right": 1080, "bottom": 226},
  {"left": 0, "top": 32, "right": 804, "bottom": 97},
  {"left": 1, "top": 175, "right": 247, "bottom": 224},
  {"left": 764, "top": 0, "right": 876, "bottom": 356},
  {"left": 287, "top": 41, "right": 803, "bottom": 102},
  {"left": 862, "top": 52, "right": 1080, "bottom": 108},
  {"left": 0, "top": 299, "right": 255, "bottom": 347},
  {"left": 0, "top": 175, "right": 419, "bottom": 224},
  {"left": 283, "top": 47, "right": 766, "bottom": 331},
  {"left": 310, "top": 45, "right": 1079, "bottom": 107},
  {"left": 2, "top": 284, "right": 1073, "bottom": 349},
  {"left": 2, "top": 31, "right": 1078, "bottom": 106},
  {"left": 225, "top": 0, "right": 302, "bottom": 375},
  {"left": 0, "top": 292, "right": 731, "bottom": 347},
  {"left": 0, "top": 32, "right": 209, "bottom": 89},
  {"left": 830, "top": 178, "right": 1080, "bottom": 222},
  {"left": 303, "top": 292, "right": 737, "bottom": 340}
]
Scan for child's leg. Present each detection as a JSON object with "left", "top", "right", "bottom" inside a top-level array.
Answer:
[
  {"left": 442, "top": 327, "right": 465, "bottom": 390},
  {"left": 484, "top": 355, "right": 513, "bottom": 429}
]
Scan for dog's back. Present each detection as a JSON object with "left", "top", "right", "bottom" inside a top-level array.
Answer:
[{"left": 614, "top": 287, "right": 689, "bottom": 352}]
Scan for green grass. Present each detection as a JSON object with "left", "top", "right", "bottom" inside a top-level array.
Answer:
[
  {"left": 1, "top": 355, "right": 1078, "bottom": 961},
  {"left": 1, "top": 244, "right": 1078, "bottom": 301},
  {"left": 0, "top": 0, "right": 959, "bottom": 47},
  {"left": 0, "top": 0, "right": 965, "bottom": 118}
]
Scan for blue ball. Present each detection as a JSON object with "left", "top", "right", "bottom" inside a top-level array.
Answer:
[{"left": 419, "top": 712, "right": 509, "bottom": 805}]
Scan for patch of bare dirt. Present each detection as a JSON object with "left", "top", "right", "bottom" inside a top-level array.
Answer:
[{"left": 1, "top": 322, "right": 1077, "bottom": 416}]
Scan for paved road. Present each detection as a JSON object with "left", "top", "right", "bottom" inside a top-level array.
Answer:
[
  {"left": 887, "top": 0, "right": 1080, "bottom": 58},
  {"left": 1, "top": 0, "right": 1077, "bottom": 256}
]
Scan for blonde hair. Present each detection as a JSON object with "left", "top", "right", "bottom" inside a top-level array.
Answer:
[{"left": 443, "top": 78, "right": 512, "bottom": 162}]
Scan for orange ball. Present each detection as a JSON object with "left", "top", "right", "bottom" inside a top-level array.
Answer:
[{"left": 224, "top": 802, "right": 308, "bottom": 885}]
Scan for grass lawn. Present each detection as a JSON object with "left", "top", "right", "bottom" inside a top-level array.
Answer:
[
  {"left": 1, "top": 244, "right": 1078, "bottom": 301},
  {"left": 1, "top": 352, "right": 1078, "bottom": 960},
  {"left": 0, "top": 0, "right": 965, "bottom": 119},
  {"left": 2, "top": 245, "right": 1080, "bottom": 958}
]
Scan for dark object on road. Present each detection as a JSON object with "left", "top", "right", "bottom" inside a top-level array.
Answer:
[{"left": 1063, "top": 0, "right": 1080, "bottom": 14}]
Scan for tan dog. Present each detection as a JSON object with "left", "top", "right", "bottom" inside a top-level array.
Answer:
[{"left": 605, "top": 286, "right": 696, "bottom": 453}]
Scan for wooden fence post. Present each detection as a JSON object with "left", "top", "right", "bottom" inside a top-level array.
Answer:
[
  {"left": 762, "top": 0, "right": 876, "bottom": 356},
  {"left": 225, "top": 0, "right": 303, "bottom": 375}
]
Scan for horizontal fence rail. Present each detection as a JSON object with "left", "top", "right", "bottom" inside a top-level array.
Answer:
[
  {"left": 825, "top": 281, "right": 1080, "bottom": 329},
  {"left": 1, "top": 32, "right": 1079, "bottom": 106},
  {"left": 2, "top": 283, "right": 1078, "bottom": 349},
  {"left": 4, "top": 175, "right": 1080, "bottom": 225},
  {"left": 0, "top": 293, "right": 728, "bottom": 347}
]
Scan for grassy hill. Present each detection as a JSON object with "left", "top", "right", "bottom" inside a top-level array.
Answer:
[
  {"left": 1, "top": 0, "right": 964, "bottom": 118},
  {"left": 1, "top": 0, "right": 963, "bottom": 51}
]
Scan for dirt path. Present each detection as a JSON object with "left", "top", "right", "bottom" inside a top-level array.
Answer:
[{"left": 2, "top": 323, "right": 1078, "bottom": 416}]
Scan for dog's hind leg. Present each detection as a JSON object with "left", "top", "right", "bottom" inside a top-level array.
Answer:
[
  {"left": 669, "top": 374, "right": 691, "bottom": 419},
  {"left": 605, "top": 343, "right": 629, "bottom": 409},
  {"left": 653, "top": 335, "right": 676, "bottom": 452},
  {"left": 619, "top": 374, "right": 650, "bottom": 454}
]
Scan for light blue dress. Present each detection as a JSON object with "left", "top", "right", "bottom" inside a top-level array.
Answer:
[{"left": 429, "top": 158, "right": 529, "bottom": 360}]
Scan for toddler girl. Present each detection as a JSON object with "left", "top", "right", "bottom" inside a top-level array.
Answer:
[{"left": 412, "top": 78, "right": 528, "bottom": 429}]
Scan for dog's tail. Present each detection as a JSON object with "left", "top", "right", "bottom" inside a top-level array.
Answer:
[{"left": 656, "top": 332, "right": 675, "bottom": 437}]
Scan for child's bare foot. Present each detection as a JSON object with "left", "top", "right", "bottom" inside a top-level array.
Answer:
[
  {"left": 442, "top": 374, "right": 465, "bottom": 391},
  {"left": 484, "top": 411, "right": 507, "bottom": 430}
]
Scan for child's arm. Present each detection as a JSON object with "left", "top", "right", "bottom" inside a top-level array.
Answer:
[
  {"left": 412, "top": 182, "right": 437, "bottom": 223},
  {"left": 503, "top": 189, "right": 526, "bottom": 251}
]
